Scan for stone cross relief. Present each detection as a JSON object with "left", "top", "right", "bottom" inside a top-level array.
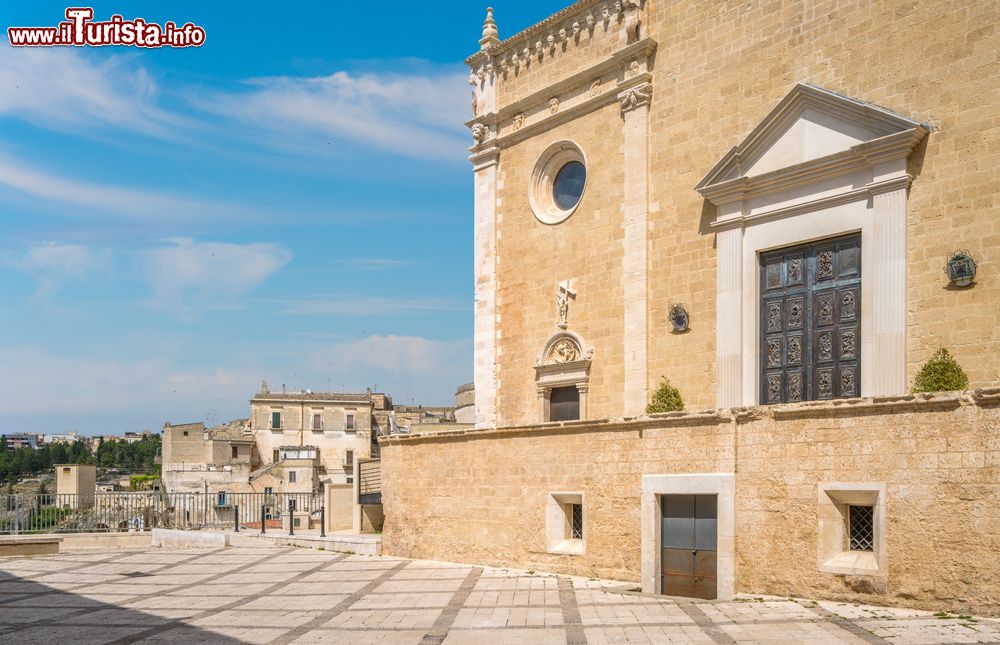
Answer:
[{"left": 556, "top": 280, "right": 576, "bottom": 329}]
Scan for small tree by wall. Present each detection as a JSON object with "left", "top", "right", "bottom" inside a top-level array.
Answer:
[
  {"left": 912, "top": 347, "right": 969, "bottom": 393},
  {"left": 646, "top": 378, "right": 685, "bottom": 413}
]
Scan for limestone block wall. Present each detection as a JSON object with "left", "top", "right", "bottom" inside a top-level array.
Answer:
[
  {"left": 161, "top": 423, "right": 208, "bottom": 469},
  {"left": 495, "top": 102, "right": 627, "bottom": 425},
  {"left": 381, "top": 391, "right": 1000, "bottom": 614},
  {"left": 477, "top": 0, "right": 1000, "bottom": 418}
]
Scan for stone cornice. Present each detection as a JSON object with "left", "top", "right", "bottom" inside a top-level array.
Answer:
[
  {"left": 466, "top": 38, "right": 656, "bottom": 155},
  {"left": 466, "top": 0, "right": 627, "bottom": 68},
  {"left": 696, "top": 83, "right": 929, "bottom": 190},
  {"left": 708, "top": 174, "right": 915, "bottom": 231},
  {"left": 699, "top": 128, "right": 926, "bottom": 208},
  {"left": 379, "top": 388, "right": 1000, "bottom": 446}
]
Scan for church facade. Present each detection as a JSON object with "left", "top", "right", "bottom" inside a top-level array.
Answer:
[{"left": 381, "top": 0, "right": 1000, "bottom": 614}]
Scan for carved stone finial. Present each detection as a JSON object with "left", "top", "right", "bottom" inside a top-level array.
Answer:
[{"left": 480, "top": 7, "right": 499, "bottom": 50}]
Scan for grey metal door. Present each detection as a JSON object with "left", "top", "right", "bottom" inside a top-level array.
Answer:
[
  {"left": 760, "top": 234, "right": 861, "bottom": 404},
  {"left": 661, "top": 494, "right": 717, "bottom": 599}
]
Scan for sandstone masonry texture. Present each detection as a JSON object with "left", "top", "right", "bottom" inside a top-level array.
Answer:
[{"left": 382, "top": 392, "right": 1000, "bottom": 615}]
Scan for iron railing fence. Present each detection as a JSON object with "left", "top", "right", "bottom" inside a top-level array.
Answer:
[{"left": 0, "top": 492, "right": 324, "bottom": 535}]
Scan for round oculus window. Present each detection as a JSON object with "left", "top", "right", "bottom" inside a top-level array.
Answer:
[
  {"left": 528, "top": 141, "right": 587, "bottom": 225},
  {"left": 553, "top": 161, "right": 586, "bottom": 211}
]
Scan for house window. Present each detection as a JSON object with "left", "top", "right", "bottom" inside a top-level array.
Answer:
[
  {"left": 549, "top": 386, "right": 580, "bottom": 421},
  {"left": 312, "top": 413, "right": 322, "bottom": 430},
  {"left": 546, "top": 492, "right": 585, "bottom": 555},
  {"left": 272, "top": 449, "right": 279, "bottom": 463},
  {"left": 271, "top": 411, "right": 281, "bottom": 429},
  {"left": 216, "top": 492, "right": 228, "bottom": 507},
  {"left": 345, "top": 450, "right": 354, "bottom": 468},
  {"left": 288, "top": 471, "right": 296, "bottom": 483},
  {"left": 231, "top": 446, "right": 238, "bottom": 459},
  {"left": 571, "top": 504, "right": 584, "bottom": 539},
  {"left": 346, "top": 414, "right": 355, "bottom": 430},
  {"left": 817, "top": 483, "right": 885, "bottom": 577},
  {"left": 848, "top": 505, "right": 874, "bottom": 552},
  {"left": 264, "top": 487, "right": 273, "bottom": 496},
  {"left": 293, "top": 517, "right": 301, "bottom": 528},
  {"left": 760, "top": 235, "right": 861, "bottom": 404}
]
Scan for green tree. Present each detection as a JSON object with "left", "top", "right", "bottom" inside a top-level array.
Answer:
[
  {"left": 912, "top": 348, "right": 969, "bottom": 393},
  {"left": 646, "top": 378, "right": 685, "bottom": 413}
]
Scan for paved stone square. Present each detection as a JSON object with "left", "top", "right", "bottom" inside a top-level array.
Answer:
[{"left": 0, "top": 544, "right": 998, "bottom": 644}]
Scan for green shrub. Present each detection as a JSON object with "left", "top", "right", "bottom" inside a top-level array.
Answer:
[
  {"left": 646, "top": 378, "right": 684, "bottom": 413},
  {"left": 912, "top": 348, "right": 969, "bottom": 393}
]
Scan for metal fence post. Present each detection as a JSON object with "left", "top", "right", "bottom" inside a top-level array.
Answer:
[
  {"left": 288, "top": 499, "right": 294, "bottom": 536},
  {"left": 320, "top": 506, "right": 326, "bottom": 538},
  {"left": 234, "top": 505, "right": 239, "bottom": 533},
  {"left": 14, "top": 496, "right": 19, "bottom": 535},
  {"left": 260, "top": 504, "right": 266, "bottom": 534}
]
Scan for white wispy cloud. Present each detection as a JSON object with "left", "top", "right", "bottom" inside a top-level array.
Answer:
[
  {"left": 0, "top": 335, "right": 472, "bottom": 432},
  {"left": 4, "top": 242, "right": 109, "bottom": 297},
  {"left": 141, "top": 238, "right": 292, "bottom": 310},
  {"left": 327, "top": 335, "right": 469, "bottom": 376},
  {"left": 0, "top": 345, "right": 254, "bottom": 424},
  {"left": 189, "top": 67, "right": 470, "bottom": 160},
  {"left": 0, "top": 151, "right": 246, "bottom": 221},
  {"left": 0, "top": 43, "right": 180, "bottom": 137}
]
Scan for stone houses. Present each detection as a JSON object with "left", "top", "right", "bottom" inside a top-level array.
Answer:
[
  {"left": 379, "top": 0, "right": 1000, "bottom": 616},
  {"left": 160, "top": 420, "right": 254, "bottom": 495},
  {"left": 161, "top": 385, "right": 444, "bottom": 498}
]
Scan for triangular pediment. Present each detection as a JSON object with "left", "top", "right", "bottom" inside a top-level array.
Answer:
[{"left": 696, "top": 84, "right": 926, "bottom": 191}]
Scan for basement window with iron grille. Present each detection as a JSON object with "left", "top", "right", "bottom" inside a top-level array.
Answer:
[
  {"left": 848, "top": 505, "right": 874, "bottom": 552},
  {"left": 571, "top": 504, "right": 584, "bottom": 540}
]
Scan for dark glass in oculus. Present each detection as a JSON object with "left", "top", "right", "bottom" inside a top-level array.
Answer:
[{"left": 553, "top": 161, "right": 586, "bottom": 210}]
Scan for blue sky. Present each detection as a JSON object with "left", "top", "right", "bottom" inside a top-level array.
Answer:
[{"left": 0, "top": 2, "right": 568, "bottom": 435}]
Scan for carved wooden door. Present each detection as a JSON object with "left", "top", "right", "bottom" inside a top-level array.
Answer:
[{"left": 760, "top": 235, "right": 861, "bottom": 404}]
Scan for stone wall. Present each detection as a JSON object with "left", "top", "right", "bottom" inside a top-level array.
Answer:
[
  {"left": 380, "top": 391, "right": 1000, "bottom": 615},
  {"left": 477, "top": 0, "right": 1000, "bottom": 422}
]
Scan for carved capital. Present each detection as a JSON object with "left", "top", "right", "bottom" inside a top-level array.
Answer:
[{"left": 618, "top": 82, "right": 652, "bottom": 115}]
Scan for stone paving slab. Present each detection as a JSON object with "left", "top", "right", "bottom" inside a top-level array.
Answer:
[{"left": 1, "top": 546, "right": 998, "bottom": 645}]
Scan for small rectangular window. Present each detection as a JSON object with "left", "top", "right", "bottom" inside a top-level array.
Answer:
[
  {"left": 312, "top": 413, "right": 322, "bottom": 430},
  {"left": 848, "top": 505, "right": 874, "bottom": 551},
  {"left": 217, "top": 492, "right": 228, "bottom": 507},
  {"left": 345, "top": 450, "right": 354, "bottom": 467},
  {"left": 293, "top": 517, "right": 301, "bottom": 527},
  {"left": 550, "top": 386, "right": 580, "bottom": 422},
  {"left": 346, "top": 414, "right": 355, "bottom": 430},
  {"left": 288, "top": 471, "right": 297, "bottom": 483},
  {"left": 231, "top": 446, "right": 238, "bottom": 459},
  {"left": 264, "top": 487, "right": 273, "bottom": 496},
  {"left": 571, "top": 504, "right": 584, "bottom": 539},
  {"left": 182, "top": 431, "right": 188, "bottom": 436},
  {"left": 273, "top": 449, "right": 279, "bottom": 463},
  {"left": 271, "top": 411, "right": 281, "bottom": 429}
]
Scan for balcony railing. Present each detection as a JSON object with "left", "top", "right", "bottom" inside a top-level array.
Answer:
[{"left": 0, "top": 491, "right": 324, "bottom": 534}]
